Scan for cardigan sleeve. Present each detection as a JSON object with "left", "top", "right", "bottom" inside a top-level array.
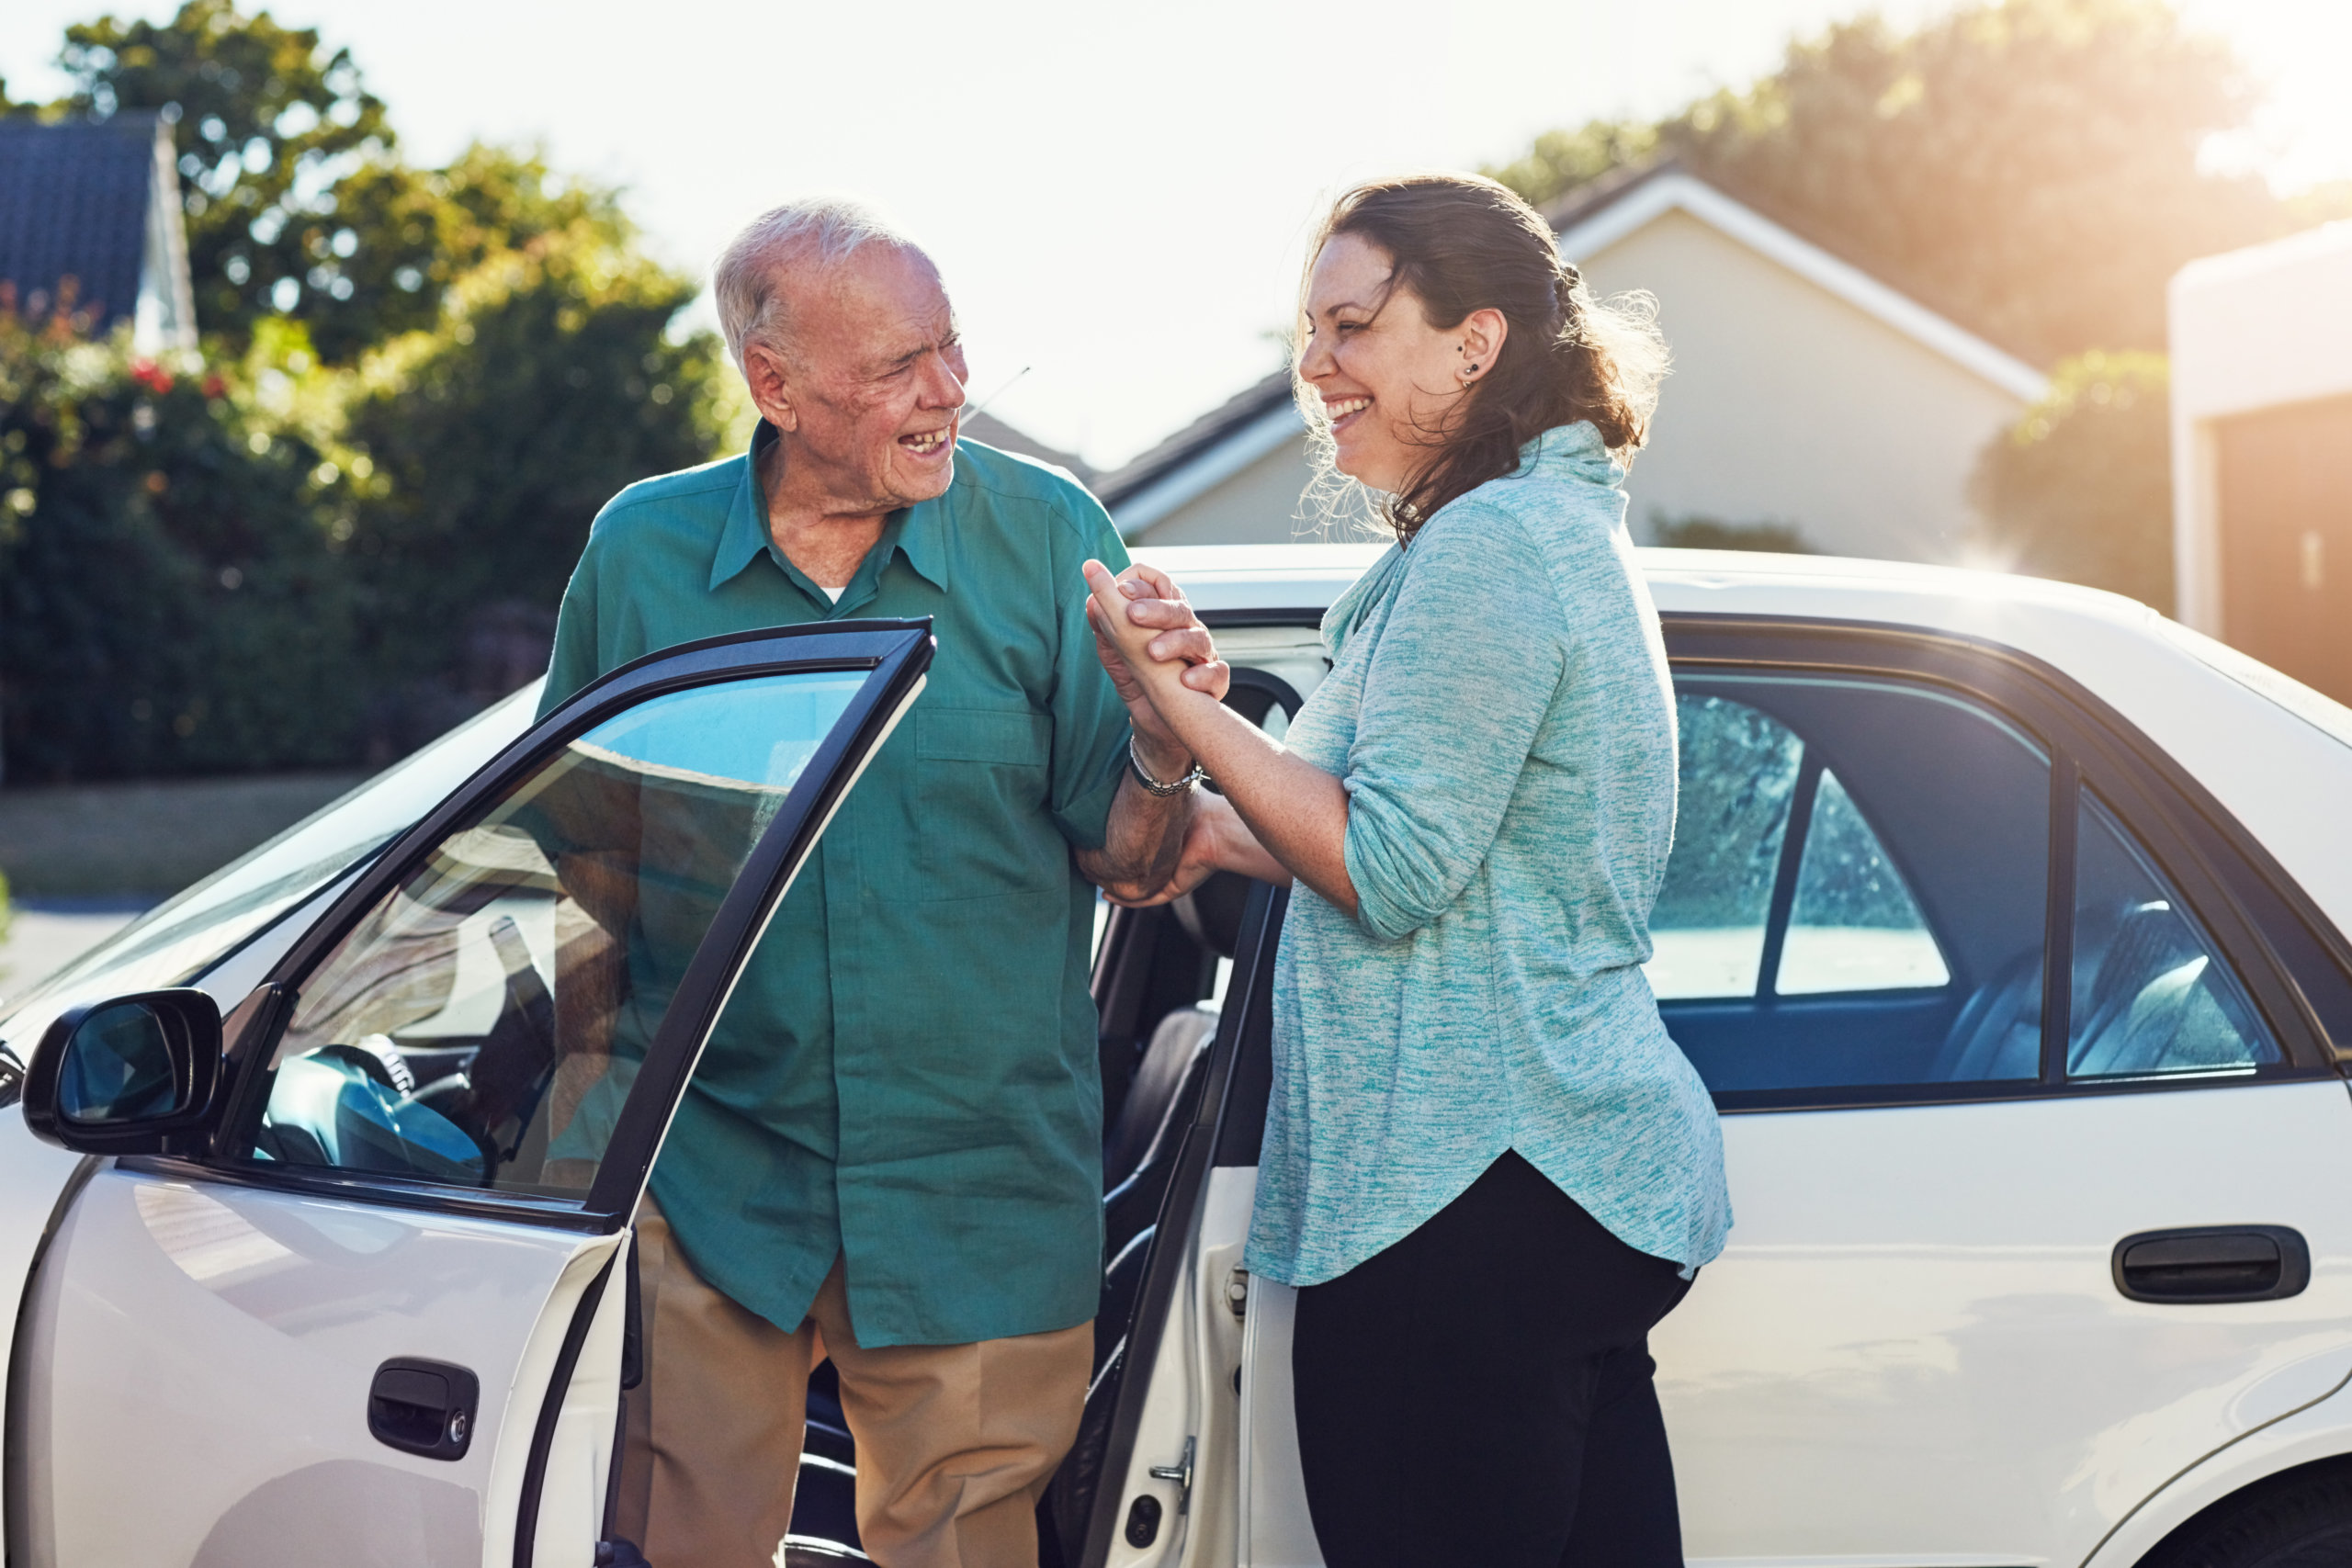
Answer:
[{"left": 1340, "top": 503, "right": 1566, "bottom": 942}]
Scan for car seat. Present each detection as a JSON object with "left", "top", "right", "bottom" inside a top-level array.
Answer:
[
  {"left": 2069, "top": 900, "right": 2203, "bottom": 1076},
  {"left": 1928, "top": 948, "right": 2042, "bottom": 1082}
]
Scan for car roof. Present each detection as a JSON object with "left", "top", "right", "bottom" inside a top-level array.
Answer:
[{"left": 1140, "top": 543, "right": 2352, "bottom": 937}]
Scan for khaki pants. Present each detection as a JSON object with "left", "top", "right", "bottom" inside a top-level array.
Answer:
[{"left": 614, "top": 1200, "right": 1092, "bottom": 1568}]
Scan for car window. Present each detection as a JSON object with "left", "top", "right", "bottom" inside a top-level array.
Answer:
[
  {"left": 1655, "top": 675, "right": 2050, "bottom": 1094},
  {"left": 2068, "top": 790, "right": 2280, "bottom": 1079},
  {"left": 230, "top": 671, "right": 865, "bottom": 1196},
  {"left": 1779, "top": 771, "right": 1951, "bottom": 995},
  {"left": 1646, "top": 696, "right": 1804, "bottom": 1000}
]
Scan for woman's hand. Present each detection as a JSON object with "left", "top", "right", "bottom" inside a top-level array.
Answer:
[
  {"left": 1083, "top": 558, "right": 1360, "bottom": 917},
  {"left": 1085, "top": 561, "right": 1227, "bottom": 777}
]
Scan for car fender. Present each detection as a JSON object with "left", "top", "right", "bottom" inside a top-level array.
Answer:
[
  {"left": 2084, "top": 1357, "right": 2352, "bottom": 1566},
  {"left": 0, "top": 1100, "right": 108, "bottom": 1547}
]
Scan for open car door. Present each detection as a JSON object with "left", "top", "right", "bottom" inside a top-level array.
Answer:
[{"left": 13, "top": 621, "right": 930, "bottom": 1568}]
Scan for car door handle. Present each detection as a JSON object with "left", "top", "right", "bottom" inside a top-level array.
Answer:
[
  {"left": 2112, "top": 1226, "right": 2311, "bottom": 1303},
  {"left": 368, "top": 1357, "right": 480, "bottom": 1461}
]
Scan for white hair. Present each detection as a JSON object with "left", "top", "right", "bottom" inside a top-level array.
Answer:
[{"left": 712, "top": 197, "right": 920, "bottom": 374}]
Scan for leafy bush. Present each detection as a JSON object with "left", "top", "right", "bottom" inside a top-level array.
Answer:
[
  {"left": 0, "top": 299, "right": 363, "bottom": 783},
  {"left": 1650, "top": 514, "right": 1814, "bottom": 553},
  {"left": 1968, "top": 351, "right": 2172, "bottom": 611}
]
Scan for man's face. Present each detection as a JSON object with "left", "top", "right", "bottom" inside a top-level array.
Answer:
[{"left": 753, "top": 245, "right": 969, "bottom": 513}]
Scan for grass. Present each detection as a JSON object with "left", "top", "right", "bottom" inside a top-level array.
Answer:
[{"left": 0, "top": 772, "right": 368, "bottom": 900}]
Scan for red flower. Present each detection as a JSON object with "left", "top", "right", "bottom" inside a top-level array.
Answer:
[
  {"left": 201, "top": 373, "right": 228, "bottom": 400},
  {"left": 130, "top": 358, "right": 175, "bottom": 393}
]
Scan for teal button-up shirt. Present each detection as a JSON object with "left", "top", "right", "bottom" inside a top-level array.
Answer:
[
  {"left": 1248, "top": 423, "right": 1732, "bottom": 1287},
  {"left": 539, "top": 426, "right": 1132, "bottom": 1348}
]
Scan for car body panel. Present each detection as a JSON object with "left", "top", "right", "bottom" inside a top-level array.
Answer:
[
  {"left": 17, "top": 1170, "right": 605, "bottom": 1567},
  {"left": 1224, "top": 1083, "right": 2352, "bottom": 1565},
  {"left": 1657, "top": 1080, "right": 2352, "bottom": 1563}
]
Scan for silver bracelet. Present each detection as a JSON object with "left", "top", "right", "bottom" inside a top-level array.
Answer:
[{"left": 1129, "top": 738, "right": 1209, "bottom": 796}]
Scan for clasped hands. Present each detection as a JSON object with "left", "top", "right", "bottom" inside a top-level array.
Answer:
[{"left": 1083, "top": 559, "right": 1260, "bottom": 908}]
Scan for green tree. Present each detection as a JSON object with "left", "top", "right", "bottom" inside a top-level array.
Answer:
[
  {"left": 1969, "top": 351, "right": 2172, "bottom": 610},
  {"left": 308, "top": 145, "right": 634, "bottom": 363},
  {"left": 59, "top": 2, "right": 650, "bottom": 368},
  {"left": 1490, "top": 0, "right": 2287, "bottom": 366},
  {"left": 58, "top": 0, "right": 393, "bottom": 355},
  {"left": 339, "top": 221, "right": 733, "bottom": 748}
]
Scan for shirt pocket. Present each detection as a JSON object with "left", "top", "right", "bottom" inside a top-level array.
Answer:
[{"left": 911, "top": 706, "right": 1063, "bottom": 897}]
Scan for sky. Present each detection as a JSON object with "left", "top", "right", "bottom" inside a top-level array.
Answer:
[{"left": 7, "top": 0, "right": 2348, "bottom": 469}]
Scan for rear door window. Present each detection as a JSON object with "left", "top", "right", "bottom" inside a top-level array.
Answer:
[
  {"left": 1778, "top": 770, "right": 1950, "bottom": 995},
  {"left": 1654, "top": 676, "right": 2049, "bottom": 1094}
]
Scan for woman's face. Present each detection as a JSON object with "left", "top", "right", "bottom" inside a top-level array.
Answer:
[{"left": 1296, "top": 232, "right": 1499, "bottom": 496}]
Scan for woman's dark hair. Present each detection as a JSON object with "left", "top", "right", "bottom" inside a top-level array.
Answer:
[{"left": 1300, "top": 173, "right": 1666, "bottom": 538}]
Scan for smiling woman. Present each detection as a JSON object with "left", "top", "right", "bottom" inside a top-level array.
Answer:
[
  {"left": 1085, "top": 173, "right": 1724, "bottom": 1568},
  {"left": 1295, "top": 173, "right": 1668, "bottom": 538}
]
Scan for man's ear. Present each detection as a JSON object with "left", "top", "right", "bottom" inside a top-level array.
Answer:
[{"left": 743, "top": 341, "right": 798, "bottom": 433}]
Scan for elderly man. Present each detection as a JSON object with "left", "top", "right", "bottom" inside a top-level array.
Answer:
[{"left": 537, "top": 198, "right": 1216, "bottom": 1568}]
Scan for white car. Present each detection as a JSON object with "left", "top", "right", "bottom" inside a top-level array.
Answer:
[{"left": 4, "top": 546, "right": 2351, "bottom": 1568}]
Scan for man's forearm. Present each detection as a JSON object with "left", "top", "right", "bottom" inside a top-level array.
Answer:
[{"left": 1078, "top": 770, "right": 1193, "bottom": 895}]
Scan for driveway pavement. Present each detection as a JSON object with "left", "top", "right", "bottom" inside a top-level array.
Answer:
[{"left": 0, "top": 902, "right": 147, "bottom": 1005}]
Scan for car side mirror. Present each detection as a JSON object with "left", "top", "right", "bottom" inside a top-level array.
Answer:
[{"left": 24, "top": 989, "right": 223, "bottom": 1155}]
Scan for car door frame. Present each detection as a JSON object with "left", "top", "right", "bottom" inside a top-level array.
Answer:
[
  {"left": 18, "top": 618, "right": 933, "bottom": 1567},
  {"left": 1057, "top": 611, "right": 2352, "bottom": 1568}
]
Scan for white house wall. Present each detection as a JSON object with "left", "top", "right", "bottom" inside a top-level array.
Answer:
[
  {"left": 1128, "top": 435, "right": 1378, "bottom": 547},
  {"left": 1586, "top": 209, "right": 2027, "bottom": 561},
  {"left": 2169, "top": 223, "right": 2352, "bottom": 635}
]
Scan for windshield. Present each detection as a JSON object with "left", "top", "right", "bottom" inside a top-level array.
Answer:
[{"left": 0, "top": 682, "right": 545, "bottom": 1028}]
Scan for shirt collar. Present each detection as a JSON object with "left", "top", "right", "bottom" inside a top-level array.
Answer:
[
  {"left": 708, "top": 421, "right": 952, "bottom": 597},
  {"left": 1517, "top": 420, "right": 1622, "bottom": 487}
]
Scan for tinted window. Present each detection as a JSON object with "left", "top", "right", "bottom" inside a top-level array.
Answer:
[
  {"left": 1656, "top": 676, "right": 2049, "bottom": 1093},
  {"left": 1646, "top": 696, "right": 1803, "bottom": 1000},
  {"left": 1781, "top": 770, "right": 1951, "bottom": 995},
  {"left": 2069, "top": 791, "right": 2279, "bottom": 1078},
  {"left": 235, "top": 671, "right": 863, "bottom": 1194}
]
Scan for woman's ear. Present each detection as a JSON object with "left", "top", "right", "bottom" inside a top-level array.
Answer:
[{"left": 1458, "top": 307, "right": 1509, "bottom": 384}]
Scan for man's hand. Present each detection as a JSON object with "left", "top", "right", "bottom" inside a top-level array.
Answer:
[
  {"left": 1084, "top": 561, "right": 1227, "bottom": 778},
  {"left": 1099, "top": 799, "right": 1229, "bottom": 907}
]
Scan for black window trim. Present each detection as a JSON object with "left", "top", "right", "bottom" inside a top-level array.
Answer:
[
  {"left": 122, "top": 620, "right": 936, "bottom": 1233},
  {"left": 1667, "top": 614, "right": 2352, "bottom": 1112}
]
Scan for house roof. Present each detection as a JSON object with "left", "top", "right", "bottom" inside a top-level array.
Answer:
[
  {"left": 1096, "top": 367, "right": 1295, "bottom": 518},
  {"left": 0, "top": 114, "right": 173, "bottom": 332},
  {"left": 958, "top": 409, "right": 1096, "bottom": 485},
  {"left": 1102, "top": 164, "right": 2051, "bottom": 536},
  {"left": 1546, "top": 164, "right": 2048, "bottom": 402}
]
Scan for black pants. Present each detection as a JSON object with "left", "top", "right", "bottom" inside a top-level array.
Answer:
[{"left": 1292, "top": 1152, "right": 1694, "bottom": 1568}]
